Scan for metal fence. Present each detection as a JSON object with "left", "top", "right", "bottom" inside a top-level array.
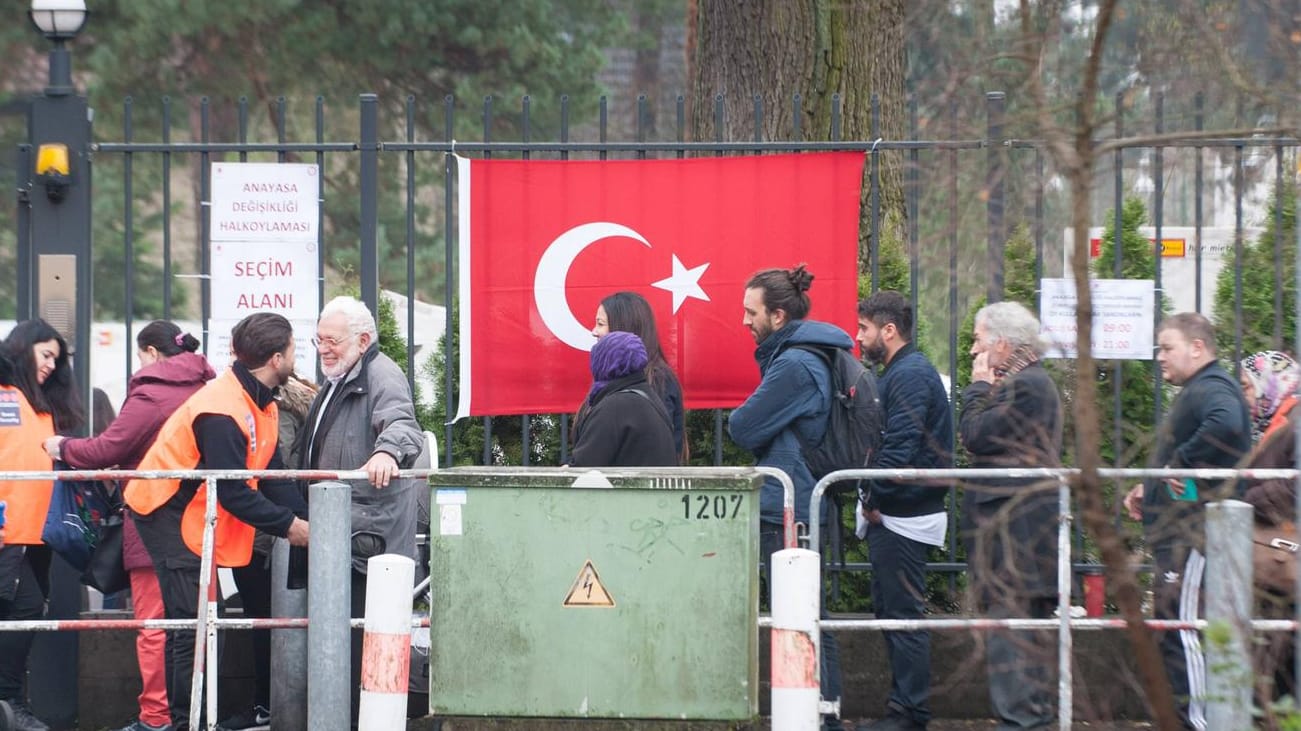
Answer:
[{"left": 27, "top": 89, "right": 1301, "bottom": 593}]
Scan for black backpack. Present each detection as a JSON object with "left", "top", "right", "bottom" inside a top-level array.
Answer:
[{"left": 787, "top": 344, "right": 884, "bottom": 479}]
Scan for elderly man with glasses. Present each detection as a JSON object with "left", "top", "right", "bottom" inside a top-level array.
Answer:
[{"left": 295, "top": 295, "right": 425, "bottom": 727}]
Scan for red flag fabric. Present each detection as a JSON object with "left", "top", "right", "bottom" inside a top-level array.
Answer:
[{"left": 455, "top": 152, "right": 864, "bottom": 419}]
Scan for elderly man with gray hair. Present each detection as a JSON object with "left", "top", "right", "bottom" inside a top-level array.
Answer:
[
  {"left": 958, "top": 301, "right": 1063, "bottom": 731},
  {"left": 295, "top": 295, "right": 425, "bottom": 726}
]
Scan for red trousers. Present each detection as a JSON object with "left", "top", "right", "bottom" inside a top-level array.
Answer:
[{"left": 130, "top": 566, "right": 171, "bottom": 727}]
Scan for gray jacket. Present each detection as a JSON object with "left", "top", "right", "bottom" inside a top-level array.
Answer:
[{"left": 299, "top": 345, "right": 425, "bottom": 573}]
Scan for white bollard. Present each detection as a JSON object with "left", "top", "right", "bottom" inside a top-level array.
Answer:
[
  {"left": 357, "top": 553, "right": 416, "bottom": 731},
  {"left": 770, "top": 547, "right": 821, "bottom": 731},
  {"left": 1204, "top": 500, "right": 1254, "bottom": 731}
]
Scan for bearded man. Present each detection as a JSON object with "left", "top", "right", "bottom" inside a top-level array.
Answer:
[
  {"left": 126, "top": 312, "right": 310, "bottom": 731},
  {"left": 296, "top": 295, "right": 424, "bottom": 725}
]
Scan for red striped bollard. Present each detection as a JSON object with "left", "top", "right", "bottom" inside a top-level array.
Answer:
[
  {"left": 770, "top": 547, "right": 821, "bottom": 730},
  {"left": 358, "top": 553, "right": 416, "bottom": 730}
]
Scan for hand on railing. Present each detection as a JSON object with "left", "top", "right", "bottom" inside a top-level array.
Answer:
[
  {"left": 286, "top": 517, "right": 310, "bottom": 546},
  {"left": 363, "top": 452, "right": 400, "bottom": 488},
  {"left": 1123, "top": 483, "right": 1143, "bottom": 520}
]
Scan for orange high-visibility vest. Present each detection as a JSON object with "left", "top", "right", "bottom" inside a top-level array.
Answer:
[
  {"left": 125, "top": 370, "right": 279, "bottom": 567},
  {"left": 0, "top": 385, "right": 55, "bottom": 545}
]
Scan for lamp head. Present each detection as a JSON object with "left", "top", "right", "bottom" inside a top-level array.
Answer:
[{"left": 29, "top": 0, "right": 86, "bottom": 42}]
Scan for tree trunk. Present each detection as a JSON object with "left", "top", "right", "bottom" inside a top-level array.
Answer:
[{"left": 688, "top": 0, "right": 908, "bottom": 275}]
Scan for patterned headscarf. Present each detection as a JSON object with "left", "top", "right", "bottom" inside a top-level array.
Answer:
[
  {"left": 1241, "top": 350, "right": 1301, "bottom": 441},
  {"left": 588, "top": 331, "right": 648, "bottom": 401}
]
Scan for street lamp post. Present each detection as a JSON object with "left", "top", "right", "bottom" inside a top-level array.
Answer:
[
  {"left": 18, "top": 3, "right": 90, "bottom": 729},
  {"left": 29, "top": 0, "right": 87, "bottom": 95}
]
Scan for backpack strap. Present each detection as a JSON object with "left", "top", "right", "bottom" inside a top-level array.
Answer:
[
  {"left": 788, "top": 343, "right": 835, "bottom": 372},
  {"left": 618, "top": 387, "right": 674, "bottom": 432}
]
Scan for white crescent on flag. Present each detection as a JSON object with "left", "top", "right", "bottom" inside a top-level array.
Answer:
[{"left": 533, "top": 222, "right": 652, "bottom": 351}]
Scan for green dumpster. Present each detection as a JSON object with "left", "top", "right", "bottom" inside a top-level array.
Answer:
[{"left": 426, "top": 467, "right": 764, "bottom": 720}]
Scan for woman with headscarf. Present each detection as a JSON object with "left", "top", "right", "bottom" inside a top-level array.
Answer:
[
  {"left": 1240, "top": 350, "right": 1300, "bottom": 443},
  {"left": 0, "top": 319, "right": 85, "bottom": 731},
  {"left": 591, "top": 292, "right": 686, "bottom": 461},
  {"left": 42, "top": 320, "right": 214, "bottom": 731},
  {"left": 570, "top": 331, "right": 677, "bottom": 468}
]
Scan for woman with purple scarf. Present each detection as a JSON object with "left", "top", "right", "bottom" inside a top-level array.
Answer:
[{"left": 571, "top": 331, "right": 677, "bottom": 467}]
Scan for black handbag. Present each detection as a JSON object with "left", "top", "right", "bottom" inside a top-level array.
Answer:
[{"left": 81, "top": 513, "right": 128, "bottom": 595}]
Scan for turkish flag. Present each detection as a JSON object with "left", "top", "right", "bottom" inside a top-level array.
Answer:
[{"left": 454, "top": 152, "right": 864, "bottom": 418}]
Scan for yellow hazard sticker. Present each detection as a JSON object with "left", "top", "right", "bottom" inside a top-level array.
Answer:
[{"left": 563, "top": 559, "right": 615, "bottom": 608}]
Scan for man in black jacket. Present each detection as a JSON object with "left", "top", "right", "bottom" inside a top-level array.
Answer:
[
  {"left": 855, "top": 291, "right": 952, "bottom": 731},
  {"left": 1123, "top": 312, "right": 1250, "bottom": 731}
]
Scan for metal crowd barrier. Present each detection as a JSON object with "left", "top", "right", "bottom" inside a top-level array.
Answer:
[
  {"left": 0, "top": 467, "right": 441, "bottom": 731},
  {"left": 773, "top": 466, "right": 1301, "bottom": 731},
  {"left": 2, "top": 466, "right": 1296, "bottom": 729}
]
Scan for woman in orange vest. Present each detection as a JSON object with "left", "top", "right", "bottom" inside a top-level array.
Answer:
[
  {"left": 124, "top": 312, "right": 309, "bottom": 731},
  {"left": 0, "top": 319, "right": 85, "bottom": 731}
]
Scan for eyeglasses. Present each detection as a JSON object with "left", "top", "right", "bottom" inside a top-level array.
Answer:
[{"left": 311, "top": 334, "right": 356, "bottom": 349}]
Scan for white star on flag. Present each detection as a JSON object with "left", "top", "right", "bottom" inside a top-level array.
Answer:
[{"left": 652, "top": 254, "right": 711, "bottom": 314}]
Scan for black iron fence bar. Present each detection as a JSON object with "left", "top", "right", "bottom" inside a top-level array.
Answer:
[
  {"left": 1234, "top": 133, "right": 1245, "bottom": 376},
  {"left": 1194, "top": 93, "right": 1205, "bottom": 312},
  {"left": 1152, "top": 92, "right": 1165, "bottom": 424},
  {"left": 122, "top": 97, "right": 136, "bottom": 390},
  {"left": 86, "top": 137, "right": 1299, "bottom": 156},
  {"left": 442, "top": 95, "right": 456, "bottom": 468},
  {"left": 1112, "top": 94, "right": 1126, "bottom": 497},
  {"left": 198, "top": 98, "right": 211, "bottom": 330},
  {"left": 90, "top": 142, "right": 359, "bottom": 153},
  {"left": 1006, "top": 137, "right": 1300, "bottom": 149},
  {"left": 161, "top": 96, "right": 174, "bottom": 321},
  {"left": 404, "top": 96, "right": 418, "bottom": 397}
]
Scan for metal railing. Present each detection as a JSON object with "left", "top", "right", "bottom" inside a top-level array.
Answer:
[
  {"left": 790, "top": 466, "right": 1301, "bottom": 730},
  {"left": 3, "top": 464, "right": 1297, "bottom": 728},
  {"left": 0, "top": 467, "right": 439, "bottom": 730}
]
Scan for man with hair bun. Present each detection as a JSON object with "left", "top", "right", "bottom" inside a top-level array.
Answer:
[{"left": 728, "top": 263, "right": 851, "bottom": 731}]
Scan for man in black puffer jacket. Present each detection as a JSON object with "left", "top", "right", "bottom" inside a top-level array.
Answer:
[
  {"left": 855, "top": 291, "right": 952, "bottom": 731},
  {"left": 1123, "top": 312, "right": 1251, "bottom": 731}
]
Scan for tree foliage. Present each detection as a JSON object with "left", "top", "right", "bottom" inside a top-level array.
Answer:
[
  {"left": 1213, "top": 183, "right": 1297, "bottom": 359},
  {"left": 0, "top": 0, "right": 637, "bottom": 320},
  {"left": 1091, "top": 196, "right": 1165, "bottom": 468}
]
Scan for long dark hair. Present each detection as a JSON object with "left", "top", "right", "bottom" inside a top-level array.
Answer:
[
  {"left": 1, "top": 319, "right": 85, "bottom": 433},
  {"left": 137, "top": 319, "right": 201, "bottom": 357},
  {"left": 600, "top": 291, "right": 673, "bottom": 390}
]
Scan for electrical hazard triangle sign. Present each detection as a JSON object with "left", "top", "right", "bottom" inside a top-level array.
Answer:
[{"left": 563, "top": 559, "right": 615, "bottom": 607}]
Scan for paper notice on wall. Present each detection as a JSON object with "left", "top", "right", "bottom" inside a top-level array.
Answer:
[
  {"left": 1040, "top": 278, "right": 1155, "bottom": 360},
  {"left": 439, "top": 504, "right": 463, "bottom": 536}
]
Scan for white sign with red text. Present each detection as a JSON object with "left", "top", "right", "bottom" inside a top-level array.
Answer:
[
  {"left": 1040, "top": 277, "right": 1155, "bottom": 360},
  {"left": 209, "top": 240, "right": 318, "bottom": 321},
  {"left": 208, "top": 162, "right": 321, "bottom": 375},
  {"left": 210, "top": 162, "right": 320, "bottom": 242}
]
